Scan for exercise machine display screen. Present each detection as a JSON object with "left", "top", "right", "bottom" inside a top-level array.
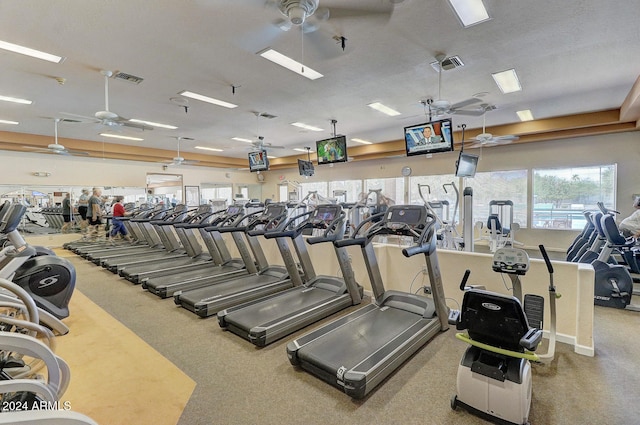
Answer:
[
  {"left": 312, "top": 205, "right": 340, "bottom": 223},
  {"left": 385, "top": 206, "right": 426, "bottom": 226}
]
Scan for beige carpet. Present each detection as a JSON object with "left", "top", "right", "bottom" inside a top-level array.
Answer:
[{"left": 55, "top": 289, "right": 196, "bottom": 425}]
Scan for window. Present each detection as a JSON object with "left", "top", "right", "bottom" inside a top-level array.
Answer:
[
  {"left": 299, "top": 181, "right": 329, "bottom": 199},
  {"left": 329, "top": 180, "right": 363, "bottom": 203},
  {"left": 409, "top": 174, "right": 460, "bottom": 222},
  {"left": 467, "top": 170, "right": 528, "bottom": 228},
  {"left": 364, "top": 177, "right": 404, "bottom": 205},
  {"left": 201, "top": 185, "right": 233, "bottom": 207},
  {"left": 532, "top": 164, "right": 616, "bottom": 229}
]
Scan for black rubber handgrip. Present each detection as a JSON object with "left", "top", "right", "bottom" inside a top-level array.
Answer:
[
  {"left": 307, "top": 235, "right": 337, "bottom": 245},
  {"left": 459, "top": 269, "right": 471, "bottom": 291},
  {"left": 538, "top": 244, "right": 554, "bottom": 274},
  {"left": 402, "top": 245, "right": 424, "bottom": 258},
  {"left": 334, "top": 237, "right": 367, "bottom": 248}
]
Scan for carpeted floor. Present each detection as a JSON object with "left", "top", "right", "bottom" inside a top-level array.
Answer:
[{"left": 58, "top": 249, "right": 640, "bottom": 425}]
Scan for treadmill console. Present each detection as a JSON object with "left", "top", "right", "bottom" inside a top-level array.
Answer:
[
  {"left": 309, "top": 204, "right": 342, "bottom": 226},
  {"left": 492, "top": 247, "right": 530, "bottom": 275},
  {"left": 383, "top": 205, "right": 428, "bottom": 233},
  {"left": 263, "top": 203, "right": 287, "bottom": 219}
]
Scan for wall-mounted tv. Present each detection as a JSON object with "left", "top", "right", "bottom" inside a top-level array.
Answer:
[
  {"left": 455, "top": 151, "right": 479, "bottom": 178},
  {"left": 248, "top": 149, "right": 269, "bottom": 172},
  {"left": 297, "top": 159, "right": 315, "bottom": 177},
  {"left": 404, "top": 118, "right": 453, "bottom": 157},
  {"left": 316, "top": 135, "right": 347, "bottom": 165}
]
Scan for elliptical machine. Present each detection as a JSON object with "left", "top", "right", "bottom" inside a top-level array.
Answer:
[
  {"left": 449, "top": 245, "right": 558, "bottom": 424},
  {"left": 0, "top": 203, "right": 76, "bottom": 320}
]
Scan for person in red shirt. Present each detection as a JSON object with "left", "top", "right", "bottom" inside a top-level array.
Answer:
[{"left": 109, "top": 196, "right": 132, "bottom": 242}]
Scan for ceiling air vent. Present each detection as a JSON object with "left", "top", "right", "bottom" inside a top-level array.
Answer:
[
  {"left": 112, "top": 71, "right": 144, "bottom": 84},
  {"left": 430, "top": 56, "right": 465, "bottom": 72}
]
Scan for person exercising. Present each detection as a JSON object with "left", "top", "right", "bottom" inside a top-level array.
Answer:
[
  {"left": 619, "top": 197, "right": 640, "bottom": 238},
  {"left": 87, "top": 187, "right": 104, "bottom": 241}
]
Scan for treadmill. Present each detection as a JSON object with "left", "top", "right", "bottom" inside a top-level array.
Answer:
[
  {"left": 79, "top": 204, "right": 179, "bottom": 262},
  {"left": 93, "top": 205, "right": 191, "bottom": 267},
  {"left": 121, "top": 206, "right": 238, "bottom": 284},
  {"left": 174, "top": 203, "right": 308, "bottom": 317},
  {"left": 145, "top": 204, "right": 283, "bottom": 299},
  {"left": 286, "top": 205, "right": 450, "bottom": 399},
  {"left": 110, "top": 205, "right": 216, "bottom": 277},
  {"left": 218, "top": 204, "right": 364, "bottom": 347}
]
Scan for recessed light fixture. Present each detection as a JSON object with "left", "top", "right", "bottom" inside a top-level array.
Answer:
[
  {"left": 178, "top": 90, "right": 238, "bottom": 109},
  {"left": 447, "top": 0, "right": 491, "bottom": 28},
  {"left": 232, "top": 137, "right": 254, "bottom": 143},
  {"left": 492, "top": 69, "right": 522, "bottom": 94},
  {"left": 0, "top": 40, "right": 65, "bottom": 63},
  {"left": 516, "top": 109, "right": 534, "bottom": 121},
  {"left": 291, "top": 122, "right": 324, "bottom": 132},
  {"left": 0, "top": 119, "right": 19, "bottom": 125},
  {"left": 0, "top": 95, "right": 32, "bottom": 105},
  {"left": 258, "top": 48, "right": 323, "bottom": 80},
  {"left": 195, "top": 146, "right": 224, "bottom": 152},
  {"left": 99, "top": 133, "right": 144, "bottom": 141},
  {"left": 129, "top": 119, "right": 178, "bottom": 130},
  {"left": 351, "top": 138, "right": 372, "bottom": 145},
  {"left": 367, "top": 102, "right": 401, "bottom": 116}
]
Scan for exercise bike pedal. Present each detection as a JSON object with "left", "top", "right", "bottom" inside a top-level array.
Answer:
[{"left": 524, "top": 294, "right": 544, "bottom": 330}]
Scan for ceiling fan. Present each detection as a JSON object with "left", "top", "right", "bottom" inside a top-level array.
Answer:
[
  {"left": 270, "top": 0, "right": 394, "bottom": 33},
  {"left": 23, "top": 118, "right": 90, "bottom": 156},
  {"left": 249, "top": 136, "right": 285, "bottom": 151},
  {"left": 468, "top": 111, "right": 520, "bottom": 149},
  {"left": 63, "top": 70, "right": 153, "bottom": 131},
  {"left": 163, "top": 137, "right": 199, "bottom": 166},
  {"left": 430, "top": 54, "right": 483, "bottom": 117}
]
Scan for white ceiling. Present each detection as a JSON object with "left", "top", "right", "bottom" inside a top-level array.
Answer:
[{"left": 1, "top": 0, "right": 639, "bottom": 160}]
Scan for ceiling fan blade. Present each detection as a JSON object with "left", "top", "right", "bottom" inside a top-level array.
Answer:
[
  {"left": 450, "top": 97, "right": 483, "bottom": 110},
  {"left": 452, "top": 109, "right": 486, "bottom": 116},
  {"left": 65, "top": 149, "right": 91, "bottom": 156},
  {"left": 467, "top": 143, "right": 483, "bottom": 149},
  {"left": 494, "top": 135, "right": 519, "bottom": 141},
  {"left": 120, "top": 120, "right": 154, "bottom": 131},
  {"left": 324, "top": 5, "right": 394, "bottom": 22},
  {"left": 59, "top": 112, "right": 99, "bottom": 123}
]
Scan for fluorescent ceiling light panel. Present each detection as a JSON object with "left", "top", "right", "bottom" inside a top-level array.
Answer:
[
  {"left": 294, "top": 148, "right": 315, "bottom": 153},
  {"left": 129, "top": 119, "right": 177, "bottom": 130},
  {"left": 267, "top": 155, "right": 277, "bottom": 159},
  {"left": 99, "top": 133, "right": 143, "bottom": 141},
  {"left": 0, "top": 40, "right": 65, "bottom": 63},
  {"left": 492, "top": 69, "right": 522, "bottom": 94},
  {"left": 291, "top": 122, "right": 324, "bottom": 132},
  {"left": 351, "top": 138, "right": 372, "bottom": 145},
  {"left": 367, "top": 102, "right": 401, "bottom": 116},
  {"left": 0, "top": 95, "right": 32, "bottom": 105},
  {"left": 0, "top": 119, "right": 19, "bottom": 125},
  {"left": 448, "top": 0, "right": 491, "bottom": 27},
  {"left": 231, "top": 137, "right": 254, "bottom": 143},
  {"left": 195, "top": 146, "right": 223, "bottom": 152},
  {"left": 516, "top": 109, "right": 534, "bottom": 121},
  {"left": 178, "top": 90, "right": 238, "bottom": 109},
  {"left": 259, "top": 48, "right": 323, "bottom": 80}
]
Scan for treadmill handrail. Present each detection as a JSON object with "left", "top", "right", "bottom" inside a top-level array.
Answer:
[
  {"left": 263, "top": 210, "right": 315, "bottom": 239},
  {"left": 246, "top": 211, "right": 289, "bottom": 237},
  {"left": 207, "top": 209, "right": 265, "bottom": 233},
  {"left": 306, "top": 211, "right": 347, "bottom": 245}
]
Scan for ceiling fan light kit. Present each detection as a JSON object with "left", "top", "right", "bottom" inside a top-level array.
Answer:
[{"left": 278, "top": 0, "right": 319, "bottom": 25}]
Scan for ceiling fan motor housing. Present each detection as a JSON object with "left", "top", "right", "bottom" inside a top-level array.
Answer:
[{"left": 278, "top": 0, "right": 319, "bottom": 25}]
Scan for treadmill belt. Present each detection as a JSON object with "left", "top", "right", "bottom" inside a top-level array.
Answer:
[
  {"left": 297, "top": 307, "right": 426, "bottom": 373},
  {"left": 225, "top": 287, "right": 336, "bottom": 330}
]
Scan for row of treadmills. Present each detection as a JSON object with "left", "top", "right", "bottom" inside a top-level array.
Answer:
[{"left": 65, "top": 200, "right": 450, "bottom": 399}]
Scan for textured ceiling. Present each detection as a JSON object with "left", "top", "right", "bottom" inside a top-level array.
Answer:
[{"left": 0, "top": 0, "right": 639, "bottom": 163}]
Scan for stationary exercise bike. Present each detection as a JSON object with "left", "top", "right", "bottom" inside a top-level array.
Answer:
[
  {"left": 449, "top": 245, "right": 558, "bottom": 425},
  {"left": 0, "top": 203, "right": 76, "bottom": 320}
]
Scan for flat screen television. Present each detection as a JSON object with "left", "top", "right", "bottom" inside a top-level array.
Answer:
[
  {"left": 404, "top": 118, "right": 453, "bottom": 157},
  {"left": 297, "top": 159, "right": 315, "bottom": 177},
  {"left": 316, "top": 135, "right": 347, "bottom": 165},
  {"left": 455, "top": 151, "right": 479, "bottom": 178},
  {"left": 248, "top": 149, "right": 269, "bottom": 172}
]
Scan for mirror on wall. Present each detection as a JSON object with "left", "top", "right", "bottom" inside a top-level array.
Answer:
[{"left": 146, "top": 173, "right": 183, "bottom": 206}]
